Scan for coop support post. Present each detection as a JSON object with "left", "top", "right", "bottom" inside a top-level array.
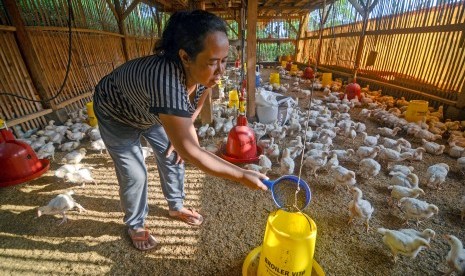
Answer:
[
  {"left": 112, "top": 0, "right": 130, "bottom": 62},
  {"left": 246, "top": 0, "right": 257, "bottom": 119},
  {"left": 315, "top": 3, "right": 332, "bottom": 67}
]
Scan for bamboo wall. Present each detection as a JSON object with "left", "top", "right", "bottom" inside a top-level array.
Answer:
[
  {"left": 0, "top": 0, "right": 160, "bottom": 129},
  {"left": 303, "top": 1, "right": 465, "bottom": 105}
]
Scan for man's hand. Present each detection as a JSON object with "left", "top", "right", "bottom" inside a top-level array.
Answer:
[{"left": 166, "top": 143, "right": 183, "bottom": 164}]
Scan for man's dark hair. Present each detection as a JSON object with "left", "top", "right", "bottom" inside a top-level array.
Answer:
[{"left": 154, "top": 10, "right": 228, "bottom": 63}]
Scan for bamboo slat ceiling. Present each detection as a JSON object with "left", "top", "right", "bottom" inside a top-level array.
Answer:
[{"left": 146, "top": 0, "right": 336, "bottom": 18}]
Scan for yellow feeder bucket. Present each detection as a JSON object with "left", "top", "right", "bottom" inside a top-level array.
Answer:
[
  {"left": 269, "top": 73, "right": 280, "bottom": 85},
  {"left": 321, "top": 73, "right": 332, "bottom": 87},
  {"left": 281, "top": 60, "right": 288, "bottom": 67},
  {"left": 86, "top": 101, "right": 98, "bottom": 127},
  {"left": 228, "top": 89, "right": 239, "bottom": 109},
  {"left": 257, "top": 209, "right": 317, "bottom": 276},
  {"left": 405, "top": 100, "right": 428, "bottom": 122}
]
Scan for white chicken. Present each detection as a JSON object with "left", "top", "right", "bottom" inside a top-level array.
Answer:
[
  {"left": 443, "top": 235, "right": 465, "bottom": 276},
  {"left": 197, "top": 124, "right": 209, "bottom": 138},
  {"left": 324, "top": 151, "right": 339, "bottom": 171},
  {"left": 399, "top": 197, "right": 439, "bottom": 226},
  {"left": 62, "top": 148, "right": 87, "bottom": 164},
  {"left": 359, "top": 158, "right": 381, "bottom": 178},
  {"left": 87, "top": 127, "right": 101, "bottom": 141},
  {"left": 361, "top": 132, "right": 380, "bottom": 147},
  {"left": 348, "top": 187, "right": 374, "bottom": 232},
  {"left": 37, "top": 190, "right": 86, "bottom": 225},
  {"left": 59, "top": 141, "right": 80, "bottom": 152},
  {"left": 356, "top": 146, "right": 380, "bottom": 159},
  {"left": 377, "top": 228, "right": 430, "bottom": 263},
  {"left": 378, "top": 145, "right": 412, "bottom": 166},
  {"left": 378, "top": 126, "right": 401, "bottom": 137},
  {"left": 389, "top": 172, "right": 419, "bottom": 188},
  {"left": 244, "top": 164, "right": 270, "bottom": 175},
  {"left": 403, "top": 147, "right": 426, "bottom": 162},
  {"left": 388, "top": 164, "right": 414, "bottom": 177},
  {"left": 55, "top": 164, "right": 82, "bottom": 178},
  {"left": 258, "top": 154, "right": 272, "bottom": 171},
  {"left": 414, "top": 129, "right": 442, "bottom": 141},
  {"left": 425, "top": 163, "right": 449, "bottom": 189},
  {"left": 421, "top": 139, "right": 445, "bottom": 155},
  {"left": 399, "top": 228, "right": 435, "bottom": 242},
  {"left": 330, "top": 149, "right": 355, "bottom": 162},
  {"left": 304, "top": 152, "right": 328, "bottom": 178},
  {"left": 66, "top": 130, "right": 85, "bottom": 142},
  {"left": 90, "top": 139, "right": 106, "bottom": 154},
  {"left": 331, "top": 165, "right": 356, "bottom": 191},
  {"left": 280, "top": 148, "right": 295, "bottom": 175},
  {"left": 388, "top": 186, "right": 424, "bottom": 206},
  {"left": 64, "top": 168, "right": 96, "bottom": 186},
  {"left": 37, "top": 142, "right": 56, "bottom": 160},
  {"left": 266, "top": 144, "right": 280, "bottom": 163}
]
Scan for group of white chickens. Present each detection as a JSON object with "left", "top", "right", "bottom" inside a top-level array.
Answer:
[
  {"left": 199, "top": 66, "right": 465, "bottom": 274},
  {"left": 13, "top": 108, "right": 105, "bottom": 226}
]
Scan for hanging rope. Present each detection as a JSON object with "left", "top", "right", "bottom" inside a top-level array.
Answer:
[
  {"left": 291, "top": 0, "right": 327, "bottom": 213},
  {"left": 0, "top": 0, "right": 74, "bottom": 104}
]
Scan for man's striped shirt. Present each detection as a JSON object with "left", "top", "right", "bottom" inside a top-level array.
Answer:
[{"left": 94, "top": 55, "right": 206, "bottom": 129}]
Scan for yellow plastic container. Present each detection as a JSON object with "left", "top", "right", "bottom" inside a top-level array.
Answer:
[
  {"left": 291, "top": 64, "right": 298, "bottom": 72},
  {"left": 269, "top": 73, "right": 280, "bottom": 85},
  {"left": 86, "top": 101, "right": 98, "bottom": 127},
  {"left": 242, "top": 246, "right": 325, "bottom": 276},
  {"left": 321, "top": 73, "right": 332, "bottom": 87},
  {"left": 257, "top": 210, "right": 317, "bottom": 276},
  {"left": 281, "top": 61, "right": 287, "bottom": 67},
  {"left": 405, "top": 100, "right": 429, "bottom": 122},
  {"left": 228, "top": 89, "right": 239, "bottom": 109}
]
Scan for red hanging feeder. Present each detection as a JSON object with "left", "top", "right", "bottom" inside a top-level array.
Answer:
[
  {"left": 220, "top": 88, "right": 261, "bottom": 164},
  {"left": 303, "top": 66, "right": 314, "bottom": 79},
  {"left": 0, "top": 122, "right": 49, "bottom": 188},
  {"left": 344, "top": 68, "right": 361, "bottom": 100}
]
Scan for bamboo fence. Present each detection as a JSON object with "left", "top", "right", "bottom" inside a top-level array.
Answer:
[
  {"left": 0, "top": 0, "right": 159, "bottom": 130},
  {"left": 302, "top": 0, "right": 465, "bottom": 105}
]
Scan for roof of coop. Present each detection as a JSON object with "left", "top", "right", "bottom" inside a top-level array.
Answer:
[{"left": 146, "top": 0, "right": 335, "bottom": 17}]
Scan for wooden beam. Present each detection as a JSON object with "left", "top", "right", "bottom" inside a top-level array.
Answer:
[
  {"left": 246, "top": 0, "right": 257, "bottom": 119},
  {"left": 225, "top": 21, "right": 238, "bottom": 37},
  {"left": 55, "top": 92, "right": 93, "bottom": 109},
  {"left": 3, "top": 0, "right": 53, "bottom": 109},
  {"left": 296, "top": 14, "right": 310, "bottom": 63},
  {"left": 303, "top": 23, "right": 465, "bottom": 39},
  {"left": 122, "top": 0, "right": 141, "bottom": 20},
  {"left": 347, "top": 0, "right": 364, "bottom": 16},
  {"left": 105, "top": 0, "right": 118, "bottom": 19},
  {"left": 316, "top": 3, "right": 333, "bottom": 66},
  {"left": 5, "top": 109, "right": 53, "bottom": 127},
  {"left": 0, "top": 25, "right": 16, "bottom": 31},
  {"left": 114, "top": 0, "right": 129, "bottom": 61},
  {"left": 318, "top": 65, "right": 457, "bottom": 106}
]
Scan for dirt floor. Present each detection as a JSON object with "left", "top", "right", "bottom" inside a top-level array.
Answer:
[{"left": 0, "top": 69, "right": 464, "bottom": 276}]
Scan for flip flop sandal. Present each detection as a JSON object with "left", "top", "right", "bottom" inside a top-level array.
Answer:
[
  {"left": 128, "top": 228, "right": 157, "bottom": 251},
  {"left": 169, "top": 208, "right": 204, "bottom": 226}
]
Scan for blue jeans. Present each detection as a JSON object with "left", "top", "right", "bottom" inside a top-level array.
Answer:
[{"left": 94, "top": 107, "right": 185, "bottom": 230}]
